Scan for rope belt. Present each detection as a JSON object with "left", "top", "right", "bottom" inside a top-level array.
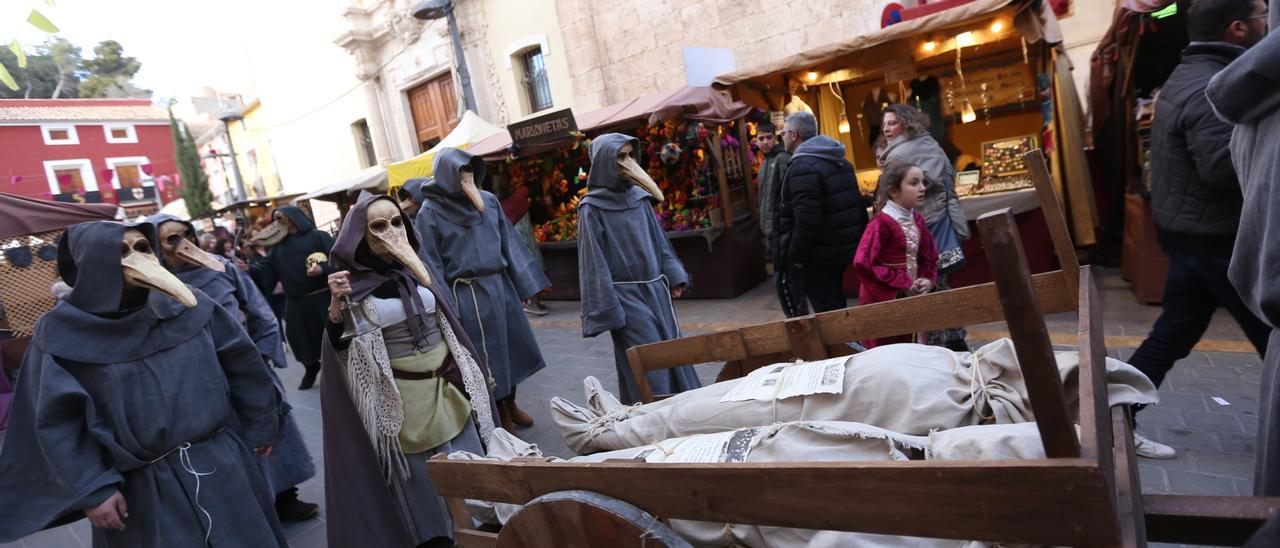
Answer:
[
  {"left": 612, "top": 274, "right": 682, "bottom": 338},
  {"left": 147, "top": 428, "right": 225, "bottom": 544},
  {"left": 451, "top": 273, "right": 501, "bottom": 368}
]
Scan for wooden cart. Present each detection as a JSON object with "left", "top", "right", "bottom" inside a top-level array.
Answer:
[{"left": 427, "top": 151, "right": 1280, "bottom": 546}]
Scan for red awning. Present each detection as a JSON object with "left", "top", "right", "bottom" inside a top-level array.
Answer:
[
  {"left": 0, "top": 192, "right": 119, "bottom": 240},
  {"left": 469, "top": 86, "right": 754, "bottom": 159}
]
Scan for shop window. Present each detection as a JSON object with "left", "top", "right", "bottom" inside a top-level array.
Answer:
[
  {"left": 520, "top": 47, "right": 553, "bottom": 113},
  {"left": 106, "top": 157, "right": 150, "bottom": 189},
  {"left": 41, "top": 125, "right": 79, "bottom": 145},
  {"left": 352, "top": 119, "right": 377, "bottom": 168},
  {"left": 103, "top": 124, "right": 138, "bottom": 144}
]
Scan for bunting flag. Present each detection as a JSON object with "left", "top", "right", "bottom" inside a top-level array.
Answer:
[
  {"left": 8, "top": 175, "right": 20, "bottom": 185},
  {"left": 141, "top": 163, "right": 154, "bottom": 176},
  {"left": 100, "top": 169, "right": 115, "bottom": 186},
  {"left": 55, "top": 173, "right": 73, "bottom": 192}
]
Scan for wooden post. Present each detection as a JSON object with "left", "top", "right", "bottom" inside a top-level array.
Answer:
[
  {"left": 1112, "top": 406, "right": 1147, "bottom": 547},
  {"left": 705, "top": 132, "right": 736, "bottom": 229},
  {"left": 977, "top": 208, "right": 1080, "bottom": 458},
  {"left": 625, "top": 346, "right": 656, "bottom": 404},
  {"left": 737, "top": 121, "right": 759, "bottom": 219},
  {"left": 784, "top": 316, "right": 828, "bottom": 361},
  {"left": 1025, "top": 149, "right": 1079, "bottom": 296}
]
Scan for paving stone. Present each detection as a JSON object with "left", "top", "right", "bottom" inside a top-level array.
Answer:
[
  {"left": 1182, "top": 410, "right": 1246, "bottom": 434},
  {"left": 1134, "top": 405, "right": 1185, "bottom": 428},
  {"left": 1207, "top": 352, "right": 1263, "bottom": 368},
  {"left": 1217, "top": 431, "right": 1258, "bottom": 456},
  {"left": 1151, "top": 392, "right": 1208, "bottom": 412},
  {"left": 1190, "top": 451, "right": 1255, "bottom": 480},
  {"left": 1138, "top": 464, "right": 1170, "bottom": 494},
  {"left": 1155, "top": 426, "right": 1222, "bottom": 453},
  {"left": 1165, "top": 469, "right": 1240, "bottom": 496}
]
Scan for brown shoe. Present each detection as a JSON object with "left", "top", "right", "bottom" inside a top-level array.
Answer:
[
  {"left": 498, "top": 405, "right": 518, "bottom": 433},
  {"left": 506, "top": 398, "right": 534, "bottom": 428}
]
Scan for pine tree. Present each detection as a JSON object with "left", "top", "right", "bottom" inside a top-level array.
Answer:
[{"left": 171, "top": 110, "right": 213, "bottom": 217}]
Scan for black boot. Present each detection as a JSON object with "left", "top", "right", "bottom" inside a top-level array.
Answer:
[
  {"left": 275, "top": 487, "right": 319, "bottom": 521},
  {"left": 298, "top": 363, "right": 319, "bottom": 390}
]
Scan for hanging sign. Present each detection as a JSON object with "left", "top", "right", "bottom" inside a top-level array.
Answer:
[
  {"left": 508, "top": 108, "right": 578, "bottom": 150},
  {"left": 884, "top": 58, "right": 918, "bottom": 84}
]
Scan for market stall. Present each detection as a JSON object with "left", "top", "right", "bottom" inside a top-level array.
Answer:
[
  {"left": 467, "top": 87, "right": 767, "bottom": 300},
  {"left": 713, "top": 0, "right": 1096, "bottom": 290},
  {"left": 1088, "top": 0, "right": 1184, "bottom": 303}
]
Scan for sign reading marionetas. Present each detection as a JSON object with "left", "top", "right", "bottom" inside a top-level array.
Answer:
[{"left": 507, "top": 108, "right": 578, "bottom": 150}]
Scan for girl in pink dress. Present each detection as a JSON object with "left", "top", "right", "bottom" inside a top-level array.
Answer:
[{"left": 853, "top": 162, "right": 939, "bottom": 348}]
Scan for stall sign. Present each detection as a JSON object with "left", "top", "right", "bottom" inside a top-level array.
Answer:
[
  {"left": 884, "top": 58, "right": 917, "bottom": 84},
  {"left": 508, "top": 108, "right": 579, "bottom": 150},
  {"left": 941, "top": 63, "right": 1035, "bottom": 117},
  {"left": 980, "top": 134, "right": 1038, "bottom": 178}
]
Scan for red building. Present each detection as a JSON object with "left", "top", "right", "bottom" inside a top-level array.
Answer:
[{"left": 0, "top": 99, "right": 180, "bottom": 216}]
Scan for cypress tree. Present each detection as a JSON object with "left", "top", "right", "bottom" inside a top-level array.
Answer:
[{"left": 170, "top": 109, "right": 213, "bottom": 217}]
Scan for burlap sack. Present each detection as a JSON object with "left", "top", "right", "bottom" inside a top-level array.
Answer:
[
  {"left": 451, "top": 423, "right": 1000, "bottom": 547},
  {"left": 553, "top": 338, "right": 1156, "bottom": 454}
]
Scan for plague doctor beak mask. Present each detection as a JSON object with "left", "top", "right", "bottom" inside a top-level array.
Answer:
[
  {"left": 617, "top": 142, "right": 664, "bottom": 203},
  {"left": 156, "top": 220, "right": 226, "bottom": 272},
  {"left": 121, "top": 228, "right": 198, "bottom": 307},
  {"left": 365, "top": 198, "right": 432, "bottom": 287}
]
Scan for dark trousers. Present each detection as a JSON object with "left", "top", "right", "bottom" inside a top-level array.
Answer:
[
  {"left": 795, "top": 262, "right": 849, "bottom": 314},
  {"left": 1129, "top": 251, "right": 1270, "bottom": 389},
  {"left": 774, "top": 262, "right": 810, "bottom": 318}
]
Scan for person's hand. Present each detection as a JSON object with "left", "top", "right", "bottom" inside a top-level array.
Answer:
[
  {"left": 235, "top": 258, "right": 249, "bottom": 272},
  {"left": 909, "top": 278, "right": 933, "bottom": 296},
  {"left": 86, "top": 491, "right": 128, "bottom": 530},
  {"left": 328, "top": 271, "right": 351, "bottom": 322},
  {"left": 671, "top": 284, "right": 686, "bottom": 299},
  {"left": 254, "top": 445, "right": 274, "bottom": 458}
]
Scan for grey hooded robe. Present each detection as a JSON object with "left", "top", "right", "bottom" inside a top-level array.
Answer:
[
  {"left": 577, "top": 133, "right": 702, "bottom": 404},
  {"left": 1206, "top": 10, "right": 1280, "bottom": 496},
  {"left": 146, "top": 214, "right": 316, "bottom": 497},
  {"left": 0, "top": 221, "right": 286, "bottom": 547},
  {"left": 415, "top": 148, "right": 550, "bottom": 400}
]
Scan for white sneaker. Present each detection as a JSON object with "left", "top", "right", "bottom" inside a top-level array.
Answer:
[{"left": 1134, "top": 431, "right": 1177, "bottom": 459}]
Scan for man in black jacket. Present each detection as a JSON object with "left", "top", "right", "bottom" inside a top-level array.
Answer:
[
  {"left": 774, "top": 111, "right": 869, "bottom": 315},
  {"left": 1129, "top": 0, "right": 1270, "bottom": 460}
]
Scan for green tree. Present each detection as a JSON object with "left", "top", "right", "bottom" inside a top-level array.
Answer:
[
  {"left": 80, "top": 40, "right": 150, "bottom": 98},
  {"left": 0, "top": 38, "right": 80, "bottom": 99},
  {"left": 171, "top": 109, "right": 214, "bottom": 217}
]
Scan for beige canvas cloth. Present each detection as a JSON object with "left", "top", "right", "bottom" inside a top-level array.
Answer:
[{"left": 553, "top": 338, "right": 1157, "bottom": 454}]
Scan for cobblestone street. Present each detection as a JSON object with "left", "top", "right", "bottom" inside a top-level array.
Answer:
[{"left": 3, "top": 268, "right": 1264, "bottom": 548}]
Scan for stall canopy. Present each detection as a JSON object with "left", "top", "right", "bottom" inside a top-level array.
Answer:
[
  {"left": 467, "top": 86, "right": 754, "bottom": 160},
  {"left": 294, "top": 168, "right": 388, "bottom": 203},
  {"left": 156, "top": 197, "right": 228, "bottom": 220},
  {"left": 386, "top": 110, "right": 505, "bottom": 189},
  {"left": 0, "top": 192, "right": 119, "bottom": 240}
]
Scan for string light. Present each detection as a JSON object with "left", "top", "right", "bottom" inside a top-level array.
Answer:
[
  {"left": 805, "top": 71, "right": 819, "bottom": 82},
  {"left": 990, "top": 20, "right": 1005, "bottom": 33},
  {"left": 922, "top": 40, "right": 938, "bottom": 53},
  {"left": 955, "top": 31, "right": 976, "bottom": 48}
]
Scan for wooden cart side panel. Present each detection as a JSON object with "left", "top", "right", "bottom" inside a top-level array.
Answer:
[
  {"left": 1113, "top": 405, "right": 1147, "bottom": 547},
  {"left": 978, "top": 208, "right": 1079, "bottom": 459},
  {"left": 427, "top": 458, "right": 1119, "bottom": 546},
  {"left": 1078, "top": 267, "right": 1118, "bottom": 476},
  {"left": 1145, "top": 495, "right": 1280, "bottom": 545}
]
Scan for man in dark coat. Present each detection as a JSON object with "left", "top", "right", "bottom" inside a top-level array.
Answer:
[
  {"left": 775, "top": 111, "right": 869, "bottom": 315},
  {"left": 1127, "top": 0, "right": 1270, "bottom": 460},
  {"left": 148, "top": 213, "right": 319, "bottom": 521},
  {"left": 0, "top": 221, "right": 286, "bottom": 547},
  {"left": 577, "top": 133, "right": 701, "bottom": 404},
  {"left": 246, "top": 206, "right": 336, "bottom": 389},
  {"left": 1206, "top": 0, "right": 1279, "bottom": 495},
  {"left": 415, "top": 148, "right": 550, "bottom": 431}
]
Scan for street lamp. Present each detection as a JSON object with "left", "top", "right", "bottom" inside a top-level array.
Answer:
[
  {"left": 413, "top": 0, "right": 478, "bottom": 113},
  {"left": 219, "top": 112, "right": 248, "bottom": 202}
]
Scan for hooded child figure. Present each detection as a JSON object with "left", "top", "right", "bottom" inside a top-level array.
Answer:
[
  {"left": 853, "top": 162, "right": 939, "bottom": 348},
  {"left": 248, "top": 206, "right": 336, "bottom": 389},
  {"left": 414, "top": 148, "right": 550, "bottom": 431},
  {"left": 321, "top": 192, "right": 499, "bottom": 547},
  {"left": 577, "top": 133, "right": 701, "bottom": 404},
  {"left": 0, "top": 221, "right": 287, "bottom": 547},
  {"left": 147, "top": 213, "right": 319, "bottom": 521}
]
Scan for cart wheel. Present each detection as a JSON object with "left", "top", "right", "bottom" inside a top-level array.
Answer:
[{"left": 495, "top": 490, "right": 691, "bottom": 548}]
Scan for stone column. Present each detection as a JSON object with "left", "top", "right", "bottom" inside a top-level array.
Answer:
[{"left": 361, "top": 77, "right": 394, "bottom": 166}]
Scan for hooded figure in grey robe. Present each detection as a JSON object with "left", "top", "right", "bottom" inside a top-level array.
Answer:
[
  {"left": 414, "top": 148, "right": 550, "bottom": 409},
  {"left": 577, "top": 133, "right": 702, "bottom": 404},
  {"left": 398, "top": 176, "right": 430, "bottom": 217},
  {"left": 321, "top": 192, "right": 498, "bottom": 547},
  {"left": 147, "top": 213, "right": 317, "bottom": 510},
  {"left": 1206, "top": 9, "right": 1280, "bottom": 496},
  {"left": 0, "top": 221, "right": 286, "bottom": 547}
]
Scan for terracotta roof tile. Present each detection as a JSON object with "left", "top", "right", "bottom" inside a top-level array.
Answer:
[{"left": 0, "top": 100, "right": 169, "bottom": 123}]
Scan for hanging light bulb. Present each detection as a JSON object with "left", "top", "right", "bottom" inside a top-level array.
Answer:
[
  {"left": 960, "top": 98, "right": 977, "bottom": 124},
  {"left": 990, "top": 20, "right": 1005, "bottom": 33},
  {"left": 922, "top": 40, "right": 938, "bottom": 53},
  {"left": 838, "top": 113, "right": 851, "bottom": 134},
  {"left": 805, "top": 71, "right": 819, "bottom": 82},
  {"left": 955, "top": 31, "right": 976, "bottom": 48}
]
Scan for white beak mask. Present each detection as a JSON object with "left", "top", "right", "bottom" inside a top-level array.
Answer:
[
  {"left": 158, "top": 221, "right": 226, "bottom": 272},
  {"left": 252, "top": 214, "right": 290, "bottom": 246},
  {"left": 617, "top": 143, "right": 664, "bottom": 202},
  {"left": 120, "top": 228, "right": 197, "bottom": 307},
  {"left": 459, "top": 169, "right": 486, "bottom": 212},
  {"left": 366, "top": 199, "right": 432, "bottom": 287}
]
